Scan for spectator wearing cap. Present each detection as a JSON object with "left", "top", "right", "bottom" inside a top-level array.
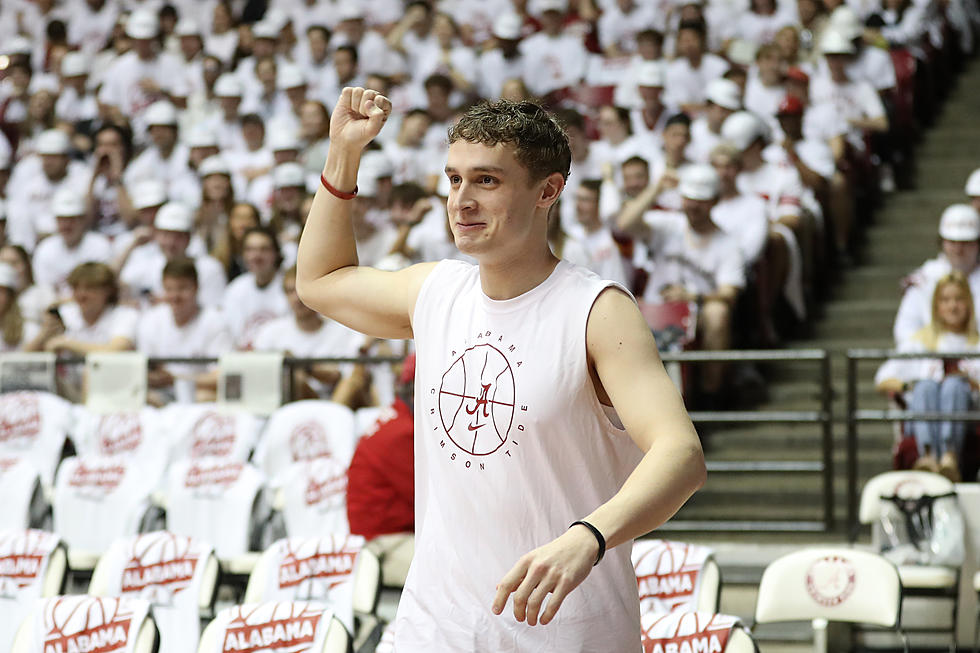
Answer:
[
  {"left": 744, "top": 44, "right": 788, "bottom": 135},
  {"left": 6, "top": 128, "right": 88, "bottom": 249},
  {"left": 331, "top": 2, "right": 407, "bottom": 79},
  {"left": 0, "top": 244, "right": 55, "bottom": 327},
  {"left": 0, "top": 262, "right": 37, "bottom": 352},
  {"left": 664, "top": 20, "right": 729, "bottom": 115},
  {"left": 477, "top": 13, "right": 527, "bottom": 100},
  {"left": 124, "top": 101, "right": 198, "bottom": 201},
  {"left": 236, "top": 19, "right": 288, "bottom": 104},
  {"left": 824, "top": 6, "right": 897, "bottom": 95},
  {"left": 26, "top": 261, "right": 138, "bottom": 363},
  {"left": 33, "top": 188, "right": 112, "bottom": 298},
  {"left": 628, "top": 62, "right": 673, "bottom": 145},
  {"left": 613, "top": 29, "right": 666, "bottom": 109},
  {"left": 137, "top": 257, "right": 232, "bottom": 404},
  {"left": 894, "top": 205, "right": 980, "bottom": 346},
  {"left": 273, "top": 63, "right": 311, "bottom": 133},
  {"left": 231, "top": 113, "right": 275, "bottom": 189},
  {"left": 268, "top": 163, "right": 310, "bottom": 254},
  {"left": 688, "top": 78, "right": 742, "bottom": 163},
  {"left": 184, "top": 125, "right": 221, "bottom": 176},
  {"left": 86, "top": 123, "right": 135, "bottom": 237},
  {"left": 97, "top": 9, "right": 189, "bottom": 126},
  {"left": 965, "top": 169, "right": 980, "bottom": 214},
  {"left": 809, "top": 29, "right": 888, "bottom": 155},
  {"left": 173, "top": 19, "right": 206, "bottom": 99},
  {"left": 246, "top": 132, "right": 304, "bottom": 221},
  {"left": 221, "top": 225, "right": 289, "bottom": 350},
  {"left": 118, "top": 201, "right": 227, "bottom": 306},
  {"left": 211, "top": 73, "right": 247, "bottom": 152},
  {"left": 55, "top": 52, "right": 99, "bottom": 127},
  {"left": 111, "top": 179, "right": 167, "bottom": 267},
  {"left": 195, "top": 156, "right": 238, "bottom": 253},
  {"left": 519, "top": 0, "right": 589, "bottom": 98},
  {"left": 254, "top": 265, "right": 363, "bottom": 399},
  {"left": 647, "top": 165, "right": 745, "bottom": 398}
]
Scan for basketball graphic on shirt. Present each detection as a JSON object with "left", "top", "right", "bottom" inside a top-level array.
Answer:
[{"left": 438, "top": 344, "right": 515, "bottom": 456}]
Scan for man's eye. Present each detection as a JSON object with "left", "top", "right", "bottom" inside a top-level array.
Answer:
[
  {"left": 449, "top": 175, "right": 461, "bottom": 184},
  {"left": 481, "top": 176, "right": 495, "bottom": 184}
]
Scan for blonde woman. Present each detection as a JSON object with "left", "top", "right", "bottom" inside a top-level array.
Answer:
[{"left": 876, "top": 272, "right": 980, "bottom": 480}]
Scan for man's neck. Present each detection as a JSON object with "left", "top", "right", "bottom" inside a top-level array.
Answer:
[
  {"left": 254, "top": 271, "right": 277, "bottom": 288},
  {"left": 478, "top": 245, "right": 559, "bottom": 301},
  {"left": 295, "top": 312, "right": 323, "bottom": 332},
  {"left": 173, "top": 304, "right": 199, "bottom": 327}
]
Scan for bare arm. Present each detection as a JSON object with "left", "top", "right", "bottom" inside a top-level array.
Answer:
[
  {"left": 295, "top": 88, "right": 437, "bottom": 340},
  {"left": 493, "top": 288, "right": 705, "bottom": 626}
]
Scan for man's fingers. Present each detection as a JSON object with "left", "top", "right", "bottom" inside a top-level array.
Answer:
[
  {"left": 349, "top": 87, "right": 365, "bottom": 114},
  {"left": 524, "top": 574, "right": 557, "bottom": 627},
  {"left": 492, "top": 559, "right": 528, "bottom": 615},
  {"left": 538, "top": 577, "right": 573, "bottom": 625},
  {"left": 511, "top": 563, "right": 547, "bottom": 622}
]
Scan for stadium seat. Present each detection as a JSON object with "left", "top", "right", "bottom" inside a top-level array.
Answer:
[
  {"left": 0, "top": 391, "right": 74, "bottom": 488},
  {"left": 641, "top": 611, "right": 756, "bottom": 653},
  {"left": 0, "top": 459, "right": 47, "bottom": 531},
  {"left": 11, "top": 595, "right": 158, "bottom": 653},
  {"left": 217, "top": 351, "right": 285, "bottom": 415},
  {"left": 753, "top": 547, "right": 908, "bottom": 652},
  {"left": 0, "top": 530, "right": 67, "bottom": 652},
  {"left": 72, "top": 406, "right": 171, "bottom": 479},
  {"left": 632, "top": 539, "right": 720, "bottom": 614},
  {"left": 162, "top": 403, "right": 264, "bottom": 463},
  {"left": 276, "top": 456, "right": 350, "bottom": 538},
  {"left": 859, "top": 470, "right": 960, "bottom": 652},
  {"left": 243, "top": 534, "right": 380, "bottom": 641},
  {"left": 197, "top": 601, "right": 349, "bottom": 653},
  {"left": 253, "top": 400, "right": 357, "bottom": 487},
  {"left": 89, "top": 531, "right": 219, "bottom": 653},
  {"left": 165, "top": 458, "right": 270, "bottom": 572},
  {"left": 85, "top": 352, "right": 147, "bottom": 413},
  {"left": 53, "top": 455, "right": 158, "bottom": 571}
]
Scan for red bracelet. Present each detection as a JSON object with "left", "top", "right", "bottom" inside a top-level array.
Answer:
[{"left": 320, "top": 174, "right": 358, "bottom": 200}]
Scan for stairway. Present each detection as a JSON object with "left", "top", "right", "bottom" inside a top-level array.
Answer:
[{"left": 663, "top": 55, "right": 980, "bottom": 651}]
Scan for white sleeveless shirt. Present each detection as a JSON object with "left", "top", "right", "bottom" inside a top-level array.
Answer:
[{"left": 396, "top": 259, "right": 644, "bottom": 652}]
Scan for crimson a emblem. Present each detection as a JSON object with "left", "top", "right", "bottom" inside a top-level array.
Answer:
[
  {"left": 438, "top": 344, "right": 516, "bottom": 456},
  {"left": 805, "top": 555, "right": 856, "bottom": 607}
]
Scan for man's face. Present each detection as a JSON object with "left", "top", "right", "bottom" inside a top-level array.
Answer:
[
  {"left": 597, "top": 107, "right": 627, "bottom": 142},
  {"left": 400, "top": 113, "right": 430, "bottom": 146},
  {"left": 683, "top": 196, "right": 715, "bottom": 229},
  {"left": 942, "top": 238, "right": 979, "bottom": 273},
  {"left": 149, "top": 124, "right": 177, "bottom": 151},
  {"left": 575, "top": 186, "right": 600, "bottom": 227},
  {"left": 56, "top": 216, "right": 85, "bottom": 247},
  {"left": 710, "top": 153, "right": 739, "bottom": 189},
  {"left": 333, "top": 50, "right": 356, "bottom": 81},
  {"left": 163, "top": 275, "right": 198, "bottom": 316},
  {"left": 41, "top": 153, "right": 69, "bottom": 180},
  {"left": 444, "top": 141, "right": 555, "bottom": 260},
  {"left": 242, "top": 232, "right": 279, "bottom": 277},
  {"left": 638, "top": 85, "right": 663, "bottom": 107},
  {"left": 706, "top": 102, "right": 734, "bottom": 131},
  {"left": 308, "top": 29, "right": 329, "bottom": 61},
  {"left": 219, "top": 96, "right": 241, "bottom": 116},
  {"left": 155, "top": 229, "right": 190, "bottom": 259},
  {"left": 622, "top": 161, "right": 649, "bottom": 198},
  {"left": 180, "top": 34, "right": 202, "bottom": 60},
  {"left": 663, "top": 123, "right": 691, "bottom": 158},
  {"left": 73, "top": 282, "right": 111, "bottom": 318},
  {"left": 274, "top": 186, "right": 302, "bottom": 212},
  {"left": 825, "top": 53, "right": 851, "bottom": 79},
  {"left": 676, "top": 29, "right": 703, "bottom": 59}
]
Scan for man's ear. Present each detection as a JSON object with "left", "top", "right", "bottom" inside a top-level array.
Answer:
[{"left": 537, "top": 172, "right": 565, "bottom": 208}]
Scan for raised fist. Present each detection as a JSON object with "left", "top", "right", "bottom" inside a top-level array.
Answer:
[{"left": 329, "top": 87, "right": 392, "bottom": 152}]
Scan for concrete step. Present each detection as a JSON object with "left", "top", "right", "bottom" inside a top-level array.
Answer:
[{"left": 916, "top": 159, "right": 980, "bottom": 188}]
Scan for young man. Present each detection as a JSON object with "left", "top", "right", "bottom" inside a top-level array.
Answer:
[{"left": 297, "top": 88, "right": 704, "bottom": 650}]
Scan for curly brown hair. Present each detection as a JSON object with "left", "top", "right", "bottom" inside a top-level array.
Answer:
[{"left": 447, "top": 100, "right": 571, "bottom": 184}]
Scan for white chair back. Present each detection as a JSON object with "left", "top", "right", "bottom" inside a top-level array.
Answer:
[
  {"left": 754, "top": 547, "right": 902, "bottom": 627},
  {"left": 0, "top": 391, "right": 73, "bottom": 488},
  {"left": 217, "top": 352, "right": 284, "bottom": 416},
  {"left": 72, "top": 408, "right": 170, "bottom": 481},
  {"left": 279, "top": 456, "right": 350, "bottom": 538},
  {"left": 640, "top": 612, "right": 751, "bottom": 653},
  {"left": 11, "top": 595, "right": 156, "bottom": 653},
  {"left": 53, "top": 456, "right": 156, "bottom": 566},
  {"left": 163, "top": 403, "right": 264, "bottom": 463},
  {"left": 0, "top": 353, "right": 57, "bottom": 393},
  {"left": 85, "top": 352, "right": 147, "bottom": 413},
  {"left": 243, "top": 535, "right": 378, "bottom": 634},
  {"left": 254, "top": 400, "right": 356, "bottom": 486},
  {"left": 858, "top": 470, "right": 955, "bottom": 524},
  {"left": 632, "top": 539, "right": 719, "bottom": 614},
  {"left": 166, "top": 458, "right": 267, "bottom": 560},
  {"left": 0, "top": 530, "right": 66, "bottom": 652},
  {"left": 196, "top": 601, "right": 349, "bottom": 653},
  {"left": 89, "top": 531, "right": 219, "bottom": 653},
  {"left": 0, "top": 459, "right": 45, "bottom": 531}
]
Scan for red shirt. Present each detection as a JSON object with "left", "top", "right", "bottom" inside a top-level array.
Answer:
[{"left": 346, "top": 397, "right": 415, "bottom": 539}]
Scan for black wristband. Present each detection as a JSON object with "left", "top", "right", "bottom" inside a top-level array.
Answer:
[{"left": 569, "top": 520, "right": 606, "bottom": 566}]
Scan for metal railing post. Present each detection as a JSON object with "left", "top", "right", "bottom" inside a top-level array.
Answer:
[
  {"left": 820, "top": 351, "right": 834, "bottom": 530},
  {"left": 846, "top": 353, "right": 859, "bottom": 540}
]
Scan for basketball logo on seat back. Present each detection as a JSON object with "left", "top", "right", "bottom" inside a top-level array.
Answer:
[
  {"left": 43, "top": 596, "right": 140, "bottom": 653},
  {"left": 189, "top": 413, "right": 237, "bottom": 458},
  {"left": 0, "top": 392, "right": 40, "bottom": 447},
  {"left": 0, "top": 529, "right": 60, "bottom": 596},
  {"left": 120, "top": 532, "right": 202, "bottom": 607},
  {"left": 220, "top": 602, "right": 324, "bottom": 653},
  {"left": 97, "top": 414, "right": 143, "bottom": 457},
  {"left": 289, "top": 420, "right": 331, "bottom": 463},
  {"left": 805, "top": 555, "right": 856, "bottom": 607}
]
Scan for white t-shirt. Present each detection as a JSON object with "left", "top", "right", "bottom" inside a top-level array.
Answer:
[
  {"left": 809, "top": 75, "right": 886, "bottom": 151},
  {"left": 98, "top": 50, "right": 190, "bottom": 121},
  {"left": 736, "top": 162, "right": 805, "bottom": 223},
  {"left": 400, "top": 259, "right": 644, "bottom": 651},
  {"left": 253, "top": 315, "right": 362, "bottom": 358},
  {"left": 477, "top": 49, "right": 526, "bottom": 100},
  {"left": 32, "top": 232, "right": 113, "bottom": 297},
  {"left": 642, "top": 211, "right": 746, "bottom": 301},
  {"left": 119, "top": 243, "right": 228, "bottom": 307},
  {"left": 519, "top": 32, "right": 589, "bottom": 96},
  {"left": 60, "top": 302, "right": 140, "bottom": 346},
  {"left": 5, "top": 161, "right": 90, "bottom": 249},
  {"left": 221, "top": 272, "right": 289, "bottom": 350},
  {"left": 598, "top": 3, "right": 664, "bottom": 52},
  {"left": 687, "top": 117, "right": 724, "bottom": 164},
  {"left": 579, "top": 227, "right": 632, "bottom": 287},
  {"left": 664, "top": 54, "right": 729, "bottom": 109},
  {"left": 893, "top": 258, "right": 980, "bottom": 346},
  {"left": 711, "top": 194, "right": 769, "bottom": 267}
]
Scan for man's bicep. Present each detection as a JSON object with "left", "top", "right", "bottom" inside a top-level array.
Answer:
[
  {"left": 297, "top": 262, "right": 437, "bottom": 340},
  {"left": 587, "top": 288, "right": 696, "bottom": 453}
]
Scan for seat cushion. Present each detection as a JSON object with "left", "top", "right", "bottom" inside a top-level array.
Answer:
[{"left": 898, "top": 565, "right": 957, "bottom": 588}]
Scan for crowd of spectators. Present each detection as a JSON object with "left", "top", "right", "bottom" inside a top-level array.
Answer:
[{"left": 0, "top": 0, "right": 976, "bottom": 409}]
